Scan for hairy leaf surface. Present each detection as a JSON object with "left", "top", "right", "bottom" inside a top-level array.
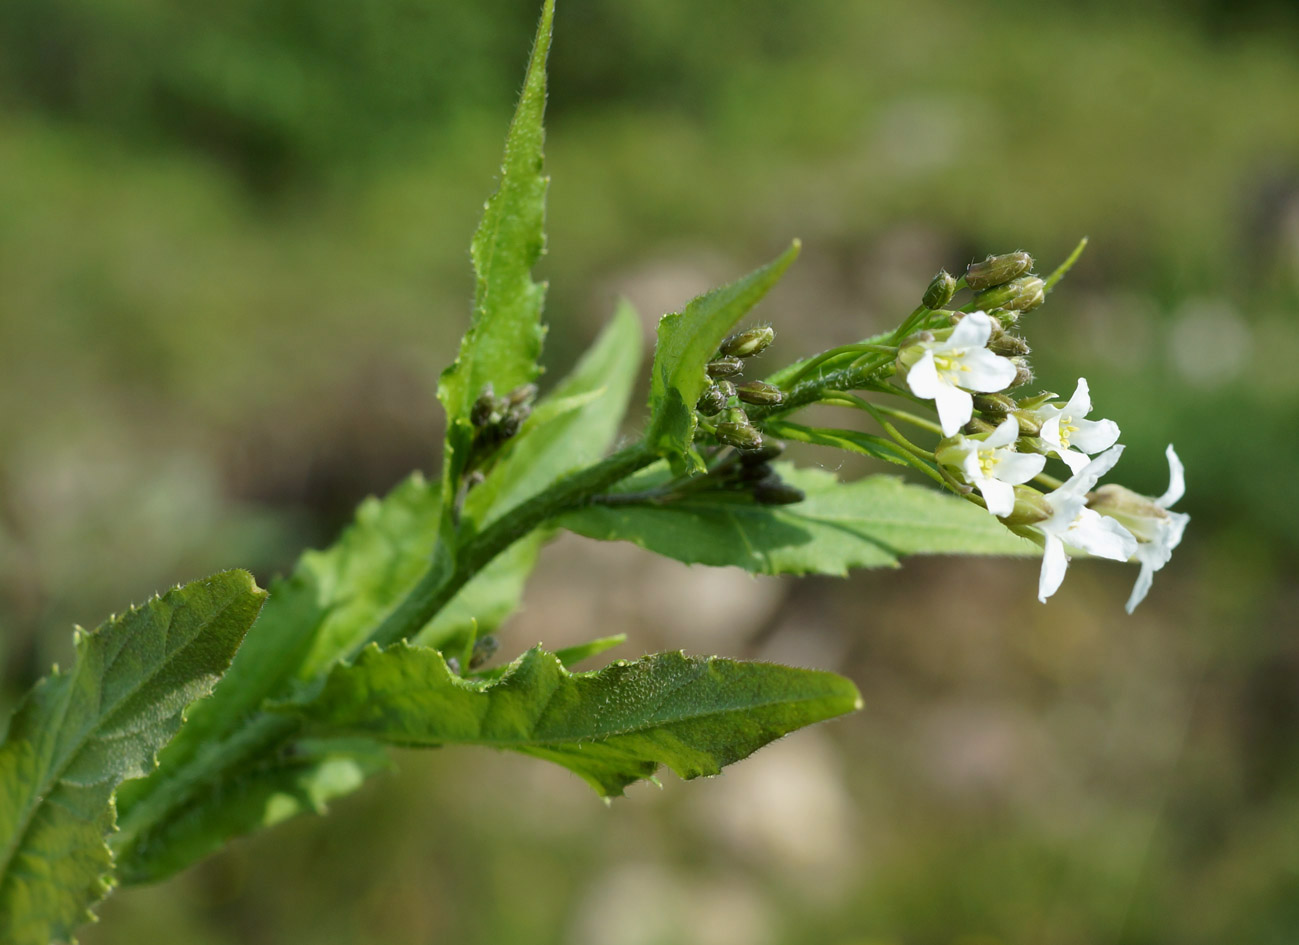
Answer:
[
  {"left": 464, "top": 300, "right": 642, "bottom": 531},
  {"left": 646, "top": 242, "right": 800, "bottom": 472},
  {"left": 559, "top": 463, "right": 1037, "bottom": 575},
  {"left": 0, "top": 571, "right": 265, "bottom": 945},
  {"left": 282, "top": 643, "right": 861, "bottom": 796}
]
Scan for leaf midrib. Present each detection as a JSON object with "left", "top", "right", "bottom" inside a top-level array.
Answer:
[{"left": 0, "top": 590, "right": 241, "bottom": 892}]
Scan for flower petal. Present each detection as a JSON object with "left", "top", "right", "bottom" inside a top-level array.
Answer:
[
  {"left": 1069, "top": 417, "right": 1121, "bottom": 454},
  {"left": 979, "top": 477, "right": 1015, "bottom": 517},
  {"left": 933, "top": 382, "right": 974, "bottom": 437},
  {"left": 1158, "top": 444, "right": 1185, "bottom": 508},
  {"left": 1038, "top": 535, "right": 1069, "bottom": 602},
  {"left": 905, "top": 350, "right": 941, "bottom": 400},
  {"left": 995, "top": 450, "right": 1046, "bottom": 484},
  {"left": 1065, "top": 377, "right": 1093, "bottom": 417},
  {"left": 1054, "top": 447, "right": 1091, "bottom": 476},
  {"left": 1125, "top": 561, "right": 1156, "bottom": 614},
  {"left": 1066, "top": 508, "right": 1138, "bottom": 561},
  {"left": 945, "top": 310, "right": 994, "bottom": 349},
  {"left": 986, "top": 417, "right": 1020, "bottom": 449},
  {"left": 958, "top": 348, "right": 1018, "bottom": 392},
  {"left": 1068, "top": 444, "right": 1126, "bottom": 494}
]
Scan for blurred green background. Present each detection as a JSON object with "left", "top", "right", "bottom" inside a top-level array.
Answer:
[{"left": 2, "top": 0, "right": 1298, "bottom": 942}]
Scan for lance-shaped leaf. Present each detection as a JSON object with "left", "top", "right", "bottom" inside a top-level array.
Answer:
[
  {"left": 558, "top": 463, "right": 1037, "bottom": 575},
  {"left": 463, "top": 300, "right": 643, "bottom": 531},
  {"left": 0, "top": 570, "right": 265, "bottom": 945},
  {"left": 438, "top": 0, "right": 555, "bottom": 538},
  {"left": 115, "top": 474, "right": 543, "bottom": 884},
  {"left": 280, "top": 643, "right": 861, "bottom": 797},
  {"left": 646, "top": 241, "right": 800, "bottom": 473}
]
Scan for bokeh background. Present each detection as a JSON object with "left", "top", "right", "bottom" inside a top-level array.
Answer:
[{"left": 2, "top": 1, "right": 1298, "bottom": 942}]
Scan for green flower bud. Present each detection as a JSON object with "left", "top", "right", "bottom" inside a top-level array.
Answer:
[
  {"left": 1000, "top": 485, "right": 1051, "bottom": 525},
  {"left": 1011, "top": 409, "right": 1043, "bottom": 437},
  {"left": 739, "top": 439, "right": 785, "bottom": 463},
  {"left": 1003, "top": 276, "right": 1045, "bottom": 312},
  {"left": 752, "top": 474, "right": 805, "bottom": 505},
  {"left": 505, "top": 383, "right": 539, "bottom": 407},
  {"left": 470, "top": 383, "right": 500, "bottom": 428},
  {"left": 1087, "top": 485, "right": 1170, "bottom": 543},
  {"left": 497, "top": 407, "right": 525, "bottom": 440},
  {"left": 987, "top": 329, "right": 1031, "bottom": 357},
  {"left": 972, "top": 392, "right": 1016, "bottom": 416},
  {"left": 1010, "top": 357, "right": 1033, "bottom": 388},
  {"left": 738, "top": 461, "right": 774, "bottom": 482},
  {"left": 922, "top": 270, "right": 957, "bottom": 310},
  {"left": 715, "top": 415, "right": 764, "bottom": 450},
  {"left": 696, "top": 385, "right": 728, "bottom": 416},
  {"left": 963, "top": 416, "right": 999, "bottom": 435},
  {"left": 965, "top": 251, "right": 1034, "bottom": 291},
  {"left": 735, "top": 380, "right": 784, "bottom": 405},
  {"left": 469, "top": 634, "right": 499, "bottom": 670},
  {"left": 720, "top": 327, "right": 775, "bottom": 359},
  {"left": 706, "top": 356, "right": 744, "bottom": 378}
]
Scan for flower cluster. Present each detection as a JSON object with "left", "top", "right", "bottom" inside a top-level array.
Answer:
[{"left": 889, "top": 252, "right": 1187, "bottom": 611}]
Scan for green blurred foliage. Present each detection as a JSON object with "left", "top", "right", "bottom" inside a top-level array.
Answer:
[{"left": 1, "top": 0, "right": 1298, "bottom": 942}]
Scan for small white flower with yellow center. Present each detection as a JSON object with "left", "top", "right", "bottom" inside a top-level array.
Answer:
[
  {"left": 1034, "top": 378, "right": 1120, "bottom": 474},
  {"left": 1088, "top": 444, "right": 1189, "bottom": 613},
  {"left": 935, "top": 417, "right": 1046, "bottom": 517},
  {"left": 898, "top": 311, "right": 1018, "bottom": 436},
  {"left": 1036, "top": 445, "right": 1138, "bottom": 603}
]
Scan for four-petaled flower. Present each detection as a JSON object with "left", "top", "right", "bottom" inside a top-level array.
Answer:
[
  {"left": 1036, "top": 445, "right": 1138, "bottom": 603},
  {"left": 935, "top": 417, "right": 1046, "bottom": 517},
  {"left": 900, "top": 311, "right": 1018, "bottom": 437},
  {"left": 1088, "top": 444, "right": 1189, "bottom": 613},
  {"left": 1032, "top": 378, "right": 1120, "bottom": 474}
]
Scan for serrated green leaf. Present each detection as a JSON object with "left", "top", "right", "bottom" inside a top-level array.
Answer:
[
  {"left": 646, "top": 241, "right": 800, "bottom": 473},
  {"left": 470, "top": 634, "right": 627, "bottom": 681},
  {"left": 115, "top": 473, "right": 545, "bottom": 884},
  {"left": 0, "top": 571, "right": 265, "bottom": 945},
  {"left": 437, "top": 0, "right": 555, "bottom": 545},
  {"left": 558, "top": 463, "right": 1038, "bottom": 575},
  {"left": 463, "top": 300, "right": 642, "bottom": 531},
  {"left": 281, "top": 643, "right": 860, "bottom": 797}
]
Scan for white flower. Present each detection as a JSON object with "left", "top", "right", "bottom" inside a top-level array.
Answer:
[
  {"left": 1033, "top": 378, "right": 1121, "bottom": 474},
  {"left": 1036, "top": 445, "right": 1138, "bottom": 603},
  {"left": 1088, "top": 444, "right": 1189, "bottom": 613},
  {"left": 935, "top": 416, "right": 1046, "bottom": 517},
  {"left": 900, "top": 311, "right": 1018, "bottom": 437}
]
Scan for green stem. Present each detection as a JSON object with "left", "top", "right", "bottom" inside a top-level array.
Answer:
[
  {"left": 362, "top": 441, "right": 658, "bottom": 654},
  {"left": 1044, "top": 237, "right": 1088, "bottom": 293}
]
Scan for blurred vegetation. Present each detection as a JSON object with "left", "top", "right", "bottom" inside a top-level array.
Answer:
[{"left": 1, "top": 0, "right": 1298, "bottom": 943}]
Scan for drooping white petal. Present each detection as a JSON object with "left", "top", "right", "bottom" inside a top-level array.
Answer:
[
  {"left": 1068, "top": 444, "right": 1126, "bottom": 495},
  {"left": 1068, "top": 417, "right": 1121, "bottom": 454},
  {"left": 959, "top": 347, "right": 1019, "bottom": 392},
  {"left": 1158, "top": 444, "right": 1185, "bottom": 508},
  {"left": 945, "top": 310, "right": 994, "bottom": 349},
  {"left": 1055, "top": 446, "right": 1091, "bottom": 476},
  {"left": 1065, "top": 508, "right": 1138, "bottom": 561},
  {"left": 979, "top": 477, "right": 1016, "bottom": 517},
  {"left": 933, "top": 382, "right": 974, "bottom": 437},
  {"left": 985, "top": 417, "right": 1020, "bottom": 449},
  {"left": 1038, "top": 535, "right": 1069, "bottom": 602},
  {"left": 905, "top": 349, "right": 941, "bottom": 400},
  {"left": 1125, "top": 561, "right": 1156, "bottom": 614},
  {"left": 995, "top": 450, "right": 1046, "bottom": 484},
  {"left": 1064, "top": 377, "right": 1093, "bottom": 417}
]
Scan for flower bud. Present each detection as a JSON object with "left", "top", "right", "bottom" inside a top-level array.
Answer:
[
  {"left": 497, "top": 407, "right": 525, "bottom": 440},
  {"left": 739, "top": 439, "right": 785, "bottom": 463},
  {"left": 1010, "top": 357, "right": 1033, "bottom": 388},
  {"left": 715, "top": 411, "right": 763, "bottom": 450},
  {"left": 972, "top": 392, "right": 1016, "bottom": 416},
  {"left": 963, "top": 416, "right": 998, "bottom": 436},
  {"left": 1011, "top": 409, "right": 1043, "bottom": 437},
  {"left": 735, "top": 380, "right": 784, "bottom": 405},
  {"left": 706, "top": 356, "right": 744, "bottom": 378},
  {"left": 1000, "top": 485, "right": 1052, "bottom": 525},
  {"left": 470, "top": 383, "right": 500, "bottom": 428},
  {"left": 1016, "top": 390, "right": 1057, "bottom": 410},
  {"left": 469, "top": 634, "right": 499, "bottom": 670},
  {"left": 696, "top": 385, "right": 728, "bottom": 416},
  {"left": 752, "top": 474, "right": 805, "bottom": 505},
  {"left": 1003, "top": 276, "right": 1045, "bottom": 312},
  {"left": 922, "top": 270, "right": 957, "bottom": 310},
  {"left": 1086, "top": 484, "right": 1169, "bottom": 543},
  {"left": 505, "top": 383, "right": 539, "bottom": 407},
  {"left": 965, "top": 251, "right": 1034, "bottom": 291},
  {"left": 987, "top": 329, "right": 1030, "bottom": 357},
  {"left": 738, "top": 461, "right": 774, "bottom": 482},
  {"left": 720, "top": 327, "right": 775, "bottom": 359}
]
